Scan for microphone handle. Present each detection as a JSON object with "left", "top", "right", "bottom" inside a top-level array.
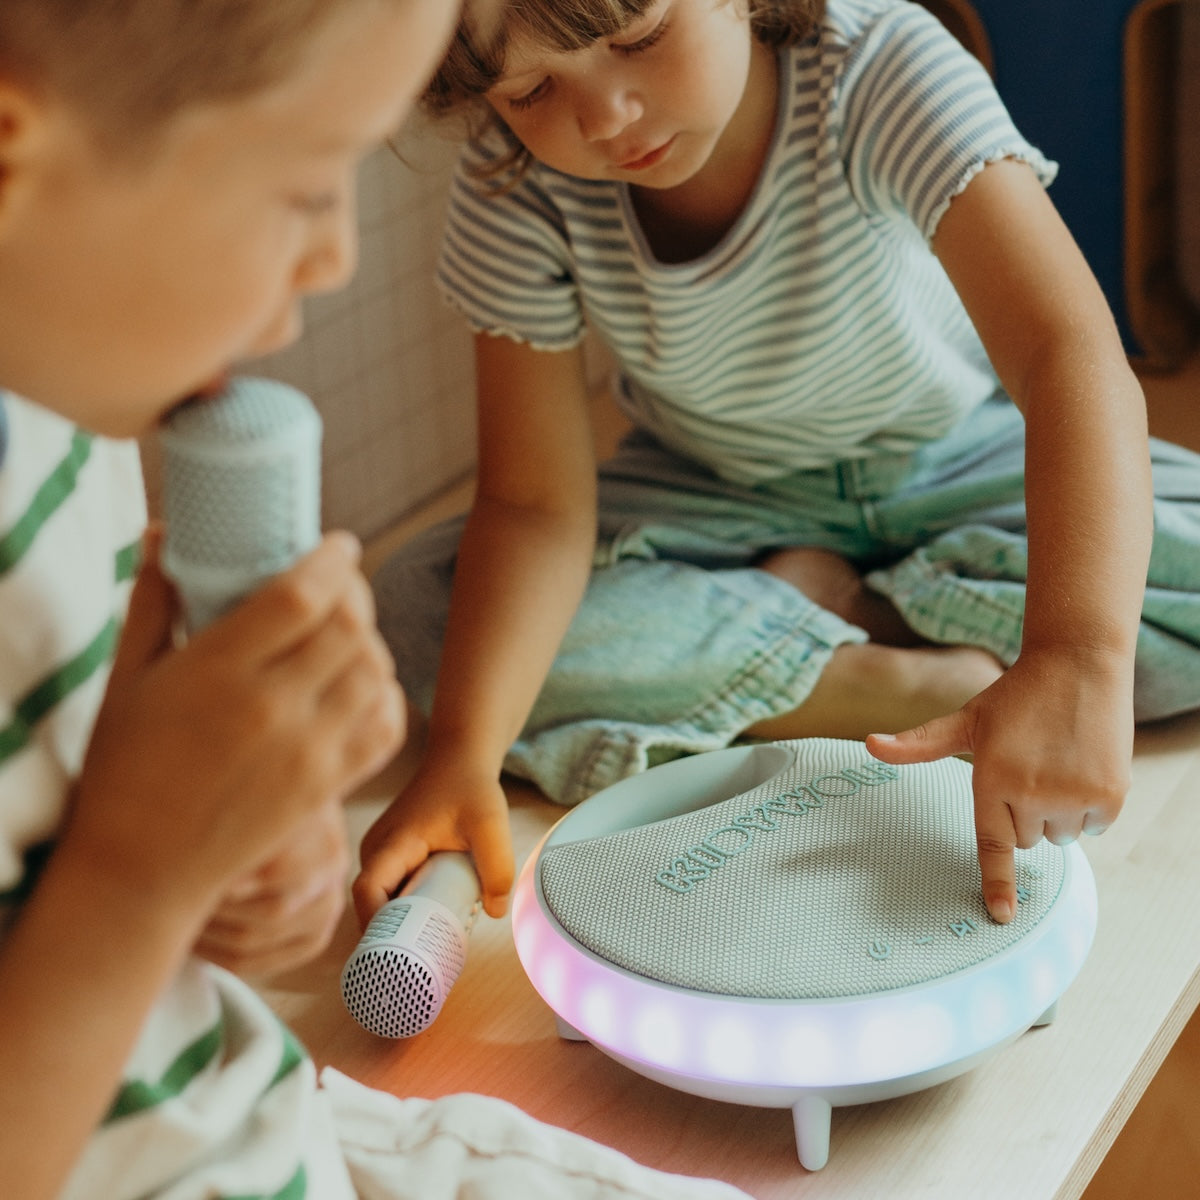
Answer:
[{"left": 362, "top": 852, "right": 482, "bottom": 944}]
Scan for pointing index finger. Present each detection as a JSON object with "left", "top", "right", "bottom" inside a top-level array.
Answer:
[{"left": 975, "top": 801, "right": 1018, "bottom": 925}]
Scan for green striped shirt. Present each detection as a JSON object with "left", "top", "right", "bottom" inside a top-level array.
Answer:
[{"left": 0, "top": 393, "right": 346, "bottom": 1199}]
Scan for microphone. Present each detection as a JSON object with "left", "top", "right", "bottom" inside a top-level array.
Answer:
[
  {"left": 341, "top": 851, "right": 482, "bottom": 1037},
  {"left": 159, "top": 376, "right": 322, "bottom": 631}
]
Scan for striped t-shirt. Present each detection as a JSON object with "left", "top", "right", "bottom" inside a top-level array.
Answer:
[
  {"left": 0, "top": 394, "right": 353, "bottom": 1199},
  {"left": 437, "top": 0, "right": 1056, "bottom": 484}
]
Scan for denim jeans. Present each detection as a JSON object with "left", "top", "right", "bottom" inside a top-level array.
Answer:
[{"left": 374, "top": 395, "right": 1200, "bottom": 806}]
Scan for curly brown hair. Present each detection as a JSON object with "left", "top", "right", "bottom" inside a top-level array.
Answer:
[{"left": 425, "top": 1, "right": 826, "bottom": 180}]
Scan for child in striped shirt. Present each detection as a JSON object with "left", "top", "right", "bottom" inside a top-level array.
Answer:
[
  {"left": 0, "top": 2, "right": 754, "bottom": 1197},
  {"left": 362, "top": 0, "right": 1200, "bottom": 931}
]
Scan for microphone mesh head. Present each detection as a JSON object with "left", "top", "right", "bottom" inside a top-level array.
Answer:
[
  {"left": 160, "top": 377, "right": 322, "bottom": 628},
  {"left": 341, "top": 900, "right": 469, "bottom": 1038}
]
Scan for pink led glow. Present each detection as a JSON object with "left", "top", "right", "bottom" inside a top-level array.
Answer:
[{"left": 511, "top": 844, "right": 1099, "bottom": 1097}]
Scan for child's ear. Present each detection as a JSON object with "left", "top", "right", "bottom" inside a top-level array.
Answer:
[{"left": 0, "top": 79, "right": 49, "bottom": 233}]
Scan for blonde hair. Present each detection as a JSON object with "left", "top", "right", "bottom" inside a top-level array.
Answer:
[
  {"left": 0, "top": 0, "right": 498, "bottom": 156},
  {"left": 425, "top": 0, "right": 825, "bottom": 180}
]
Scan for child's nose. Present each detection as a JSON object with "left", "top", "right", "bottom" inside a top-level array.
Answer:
[
  {"left": 576, "top": 83, "right": 643, "bottom": 143},
  {"left": 295, "top": 205, "right": 359, "bottom": 297}
]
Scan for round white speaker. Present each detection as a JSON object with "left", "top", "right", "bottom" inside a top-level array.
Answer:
[{"left": 511, "top": 738, "right": 1097, "bottom": 1170}]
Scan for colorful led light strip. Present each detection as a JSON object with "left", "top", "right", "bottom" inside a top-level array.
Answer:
[{"left": 512, "top": 843, "right": 1097, "bottom": 1095}]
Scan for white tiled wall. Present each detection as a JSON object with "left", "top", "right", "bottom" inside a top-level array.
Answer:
[{"left": 252, "top": 122, "right": 477, "bottom": 543}]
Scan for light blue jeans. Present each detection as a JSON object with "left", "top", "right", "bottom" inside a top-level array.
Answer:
[{"left": 374, "top": 396, "right": 1200, "bottom": 806}]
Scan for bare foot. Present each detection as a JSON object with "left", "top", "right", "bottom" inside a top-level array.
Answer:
[
  {"left": 760, "top": 546, "right": 922, "bottom": 645},
  {"left": 744, "top": 641, "right": 1004, "bottom": 742}
]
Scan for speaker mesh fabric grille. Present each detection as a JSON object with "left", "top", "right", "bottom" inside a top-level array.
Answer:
[
  {"left": 341, "top": 949, "right": 437, "bottom": 1038},
  {"left": 341, "top": 901, "right": 468, "bottom": 1037},
  {"left": 539, "top": 739, "right": 1067, "bottom": 1000},
  {"left": 160, "top": 378, "right": 321, "bottom": 570},
  {"left": 165, "top": 378, "right": 312, "bottom": 442},
  {"left": 414, "top": 909, "right": 469, "bottom": 983},
  {"left": 161, "top": 457, "right": 308, "bottom": 568}
]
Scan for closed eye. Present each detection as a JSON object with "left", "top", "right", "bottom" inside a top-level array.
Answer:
[
  {"left": 508, "top": 77, "right": 551, "bottom": 112},
  {"left": 613, "top": 17, "right": 669, "bottom": 55},
  {"left": 502, "top": 10, "right": 669, "bottom": 113}
]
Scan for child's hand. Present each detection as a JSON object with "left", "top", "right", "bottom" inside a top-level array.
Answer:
[
  {"left": 194, "top": 798, "right": 350, "bottom": 977},
  {"left": 867, "top": 647, "right": 1132, "bottom": 923},
  {"left": 69, "top": 530, "right": 404, "bottom": 919},
  {"left": 353, "top": 757, "right": 514, "bottom": 925}
]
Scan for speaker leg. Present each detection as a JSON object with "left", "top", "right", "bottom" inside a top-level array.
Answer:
[
  {"left": 555, "top": 1015, "right": 588, "bottom": 1041},
  {"left": 1032, "top": 1000, "right": 1058, "bottom": 1028},
  {"left": 792, "top": 1094, "right": 832, "bottom": 1171}
]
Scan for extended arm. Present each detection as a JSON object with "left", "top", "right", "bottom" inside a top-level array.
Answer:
[
  {"left": 355, "top": 333, "right": 597, "bottom": 919},
  {"left": 869, "top": 158, "right": 1150, "bottom": 920}
]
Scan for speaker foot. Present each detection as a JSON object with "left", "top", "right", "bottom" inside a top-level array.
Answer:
[
  {"left": 1032, "top": 1000, "right": 1059, "bottom": 1027},
  {"left": 555, "top": 1015, "right": 588, "bottom": 1041},
  {"left": 792, "top": 1094, "right": 832, "bottom": 1170}
]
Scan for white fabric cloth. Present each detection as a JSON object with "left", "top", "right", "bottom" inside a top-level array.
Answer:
[{"left": 322, "top": 1068, "right": 751, "bottom": 1200}]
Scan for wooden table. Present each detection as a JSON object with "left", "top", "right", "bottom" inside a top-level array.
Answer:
[{"left": 262, "top": 709, "right": 1200, "bottom": 1199}]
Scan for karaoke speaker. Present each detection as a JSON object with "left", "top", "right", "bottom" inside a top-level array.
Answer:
[{"left": 511, "top": 738, "right": 1097, "bottom": 1170}]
